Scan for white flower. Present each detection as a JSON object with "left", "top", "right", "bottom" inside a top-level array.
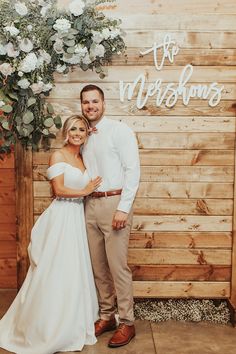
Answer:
[
  {"left": 101, "top": 28, "right": 110, "bottom": 40},
  {"left": 82, "top": 53, "right": 92, "bottom": 65},
  {"left": 92, "top": 31, "right": 104, "bottom": 44},
  {"left": 56, "top": 64, "right": 67, "bottom": 73},
  {"left": 0, "top": 44, "right": 7, "bottom": 55},
  {"left": 30, "top": 81, "right": 44, "bottom": 94},
  {"left": 62, "top": 54, "right": 81, "bottom": 64},
  {"left": 27, "top": 25, "right": 33, "bottom": 31},
  {"left": 6, "top": 42, "right": 20, "bottom": 58},
  {"left": 69, "top": 0, "right": 85, "bottom": 16},
  {"left": 53, "top": 19, "right": 71, "bottom": 32},
  {"left": 40, "top": 4, "right": 51, "bottom": 17},
  {"left": 0, "top": 63, "right": 14, "bottom": 77},
  {"left": 37, "top": 51, "right": 53, "bottom": 70},
  {"left": 30, "top": 81, "right": 52, "bottom": 94},
  {"left": 90, "top": 44, "right": 105, "bottom": 58},
  {"left": 19, "top": 52, "right": 38, "bottom": 73},
  {"left": 17, "top": 78, "right": 30, "bottom": 89},
  {"left": 74, "top": 44, "right": 88, "bottom": 56},
  {"left": 37, "top": 56, "right": 44, "bottom": 68},
  {"left": 42, "top": 82, "right": 53, "bottom": 92},
  {"left": 18, "top": 71, "right": 23, "bottom": 77},
  {"left": 53, "top": 38, "right": 64, "bottom": 53},
  {"left": 39, "top": 49, "right": 51, "bottom": 64},
  {"left": 4, "top": 25, "right": 20, "bottom": 37},
  {"left": 15, "top": 2, "right": 28, "bottom": 16},
  {"left": 19, "top": 38, "right": 33, "bottom": 53},
  {"left": 109, "top": 28, "right": 121, "bottom": 39},
  {"left": 0, "top": 100, "right": 5, "bottom": 107}
]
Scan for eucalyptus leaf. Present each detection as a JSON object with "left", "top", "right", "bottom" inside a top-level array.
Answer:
[
  {"left": 47, "top": 104, "right": 54, "bottom": 114},
  {"left": 2, "top": 121, "right": 10, "bottom": 130},
  {"left": 81, "top": 64, "right": 88, "bottom": 71},
  {"left": 27, "top": 97, "right": 36, "bottom": 107},
  {"left": 23, "top": 125, "right": 34, "bottom": 136},
  {"left": 67, "top": 47, "right": 75, "bottom": 54},
  {"left": 23, "top": 111, "right": 34, "bottom": 124},
  {"left": 1, "top": 105, "right": 12, "bottom": 113},
  {"left": 7, "top": 92, "right": 18, "bottom": 101},
  {"left": 64, "top": 39, "right": 76, "bottom": 47},
  {"left": 44, "top": 117, "right": 54, "bottom": 127},
  {"left": 54, "top": 115, "right": 62, "bottom": 129},
  {"left": 42, "top": 128, "right": 49, "bottom": 136}
]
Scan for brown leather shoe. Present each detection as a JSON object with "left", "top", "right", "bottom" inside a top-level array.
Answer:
[
  {"left": 95, "top": 318, "right": 117, "bottom": 337},
  {"left": 108, "top": 323, "right": 135, "bottom": 347}
]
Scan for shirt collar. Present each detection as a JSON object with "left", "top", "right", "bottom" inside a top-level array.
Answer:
[{"left": 94, "top": 116, "right": 108, "bottom": 130}]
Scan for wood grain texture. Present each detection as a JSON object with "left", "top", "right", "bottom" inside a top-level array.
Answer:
[
  {"left": 132, "top": 281, "right": 230, "bottom": 298},
  {"left": 15, "top": 144, "right": 33, "bottom": 289},
  {"left": 21, "top": 0, "right": 236, "bottom": 298}
]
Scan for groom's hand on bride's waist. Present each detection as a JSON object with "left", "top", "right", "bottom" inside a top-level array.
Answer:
[{"left": 112, "top": 210, "right": 128, "bottom": 230}]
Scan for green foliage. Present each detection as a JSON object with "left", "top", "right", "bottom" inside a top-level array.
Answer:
[{"left": 0, "top": 0, "right": 125, "bottom": 156}]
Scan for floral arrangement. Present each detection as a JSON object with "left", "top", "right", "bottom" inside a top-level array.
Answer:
[{"left": 0, "top": 0, "right": 125, "bottom": 155}]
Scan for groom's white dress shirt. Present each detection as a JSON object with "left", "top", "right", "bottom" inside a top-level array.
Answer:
[{"left": 82, "top": 117, "right": 140, "bottom": 213}]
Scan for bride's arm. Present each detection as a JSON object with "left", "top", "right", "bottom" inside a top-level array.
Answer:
[{"left": 49, "top": 151, "right": 101, "bottom": 197}]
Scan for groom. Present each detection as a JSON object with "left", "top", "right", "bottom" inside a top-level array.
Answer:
[{"left": 81, "top": 84, "right": 140, "bottom": 348}]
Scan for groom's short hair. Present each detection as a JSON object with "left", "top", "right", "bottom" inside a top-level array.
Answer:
[{"left": 80, "top": 84, "right": 104, "bottom": 101}]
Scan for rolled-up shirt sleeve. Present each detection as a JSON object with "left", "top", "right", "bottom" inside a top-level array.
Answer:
[{"left": 114, "top": 123, "right": 140, "bottom": 213}]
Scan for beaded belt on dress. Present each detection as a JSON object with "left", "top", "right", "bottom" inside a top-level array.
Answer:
[
  {"left": 56, "top": 197, "right": 83, "bottom": 204},
  {"left": 90, "top": 189, "right": 122, "bottom": 198}
]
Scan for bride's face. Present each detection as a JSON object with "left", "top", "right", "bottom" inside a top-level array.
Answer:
[{"left": 67, "top": 120, "right": 87, "bottom": 146}]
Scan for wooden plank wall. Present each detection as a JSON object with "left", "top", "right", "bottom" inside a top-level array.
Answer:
[
  {"left": 0, "top": 154, "right": 16, "bottom": 288},
  {"left": 32, "top": 0, "right": 236, "bottom": 298}
]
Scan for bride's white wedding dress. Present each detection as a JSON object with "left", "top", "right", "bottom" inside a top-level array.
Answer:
[{"left": 0, "top": 162, "right": 99, "bottom": 354}]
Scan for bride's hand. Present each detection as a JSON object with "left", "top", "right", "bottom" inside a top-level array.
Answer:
[{"left": 84, "top": 176, "right": 102, "bottom": 195}]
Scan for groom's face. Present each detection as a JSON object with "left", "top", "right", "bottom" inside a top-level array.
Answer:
[{"left": 81, "top": 89, "right": 105, "bottom": 125}]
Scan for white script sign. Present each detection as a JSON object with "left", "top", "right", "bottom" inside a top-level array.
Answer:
[{"left": 119, "top": 34, "right": 224, "bottom": 108}]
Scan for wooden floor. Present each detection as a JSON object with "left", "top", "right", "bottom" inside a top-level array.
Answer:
[{"left": 0, "top": 290, "right": 236, "bottom": 354}]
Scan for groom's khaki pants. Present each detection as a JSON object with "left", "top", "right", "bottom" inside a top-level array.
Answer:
[{"left": 85, "top": 195, "right": 134, "bottom": 325}]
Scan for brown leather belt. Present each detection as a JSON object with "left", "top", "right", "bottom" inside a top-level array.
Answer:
[{"left": 90, "top": 189, "right": 122, "bottom": 198}]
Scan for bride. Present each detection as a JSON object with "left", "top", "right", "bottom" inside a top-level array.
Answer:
[{"left": 0, "top": 115, "right": 101, "bottom": 354}]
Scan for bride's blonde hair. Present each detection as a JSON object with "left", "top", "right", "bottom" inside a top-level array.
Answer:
[{"left": 62, "top": 115, "right": 90, "bottom": 145}]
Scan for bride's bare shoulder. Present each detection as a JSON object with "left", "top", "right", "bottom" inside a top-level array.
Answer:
[{"left": 49, "top": 149, "right": 65, "bottom": 166}]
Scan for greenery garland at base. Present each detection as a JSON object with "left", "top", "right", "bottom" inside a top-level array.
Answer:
[
  {"left": 0, "top": 0, "right": 125, "bottom": 156},
  {"left": 134, "top": 299, "right": 231, "bottom": 325}
]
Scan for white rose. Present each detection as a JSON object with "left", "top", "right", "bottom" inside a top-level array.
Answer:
[
  {"left": 74, "top": 44, "right": 88, "bottom": 56},
  {"left": 90, "top": 44, "right": 105, "bottom": 58},
  {"left": 15, "top": 2, "right": 28, "bottom": 16},
  {"left": 37, "top": 56, "right": 44, "bottom": 68},
  {"left": 19, "top": 52, "right": 38, "bottom": 73},
  {"left": 27, "top": 25, "right": 33, "bottom": 31},
  {"left": 39, "top": 49, "right": 51, "bottom": 64},
  {"left": 56, "top": 64, "right": 67, "bottom": 73},
  {"left": 53, "top": 19, "right": 71, "bottom": 32},
  {"left": 109, "top": 28, "right": 121, "bottom": 39},
  {"left": 0, "top": 63, "right": 15, "bottom": 77},
  {"left": 40, "top": 4, "right": 51, "bottom": 17},
  {"left": 6, "top": 42, "right": 20, "bottom": 58},
  {"left": 19, "top": 38, "right": 33, "bottom": 53},
  {"left": 82, "top": 53, "right": 92, "bottom": 65},
  {"left": 0, "top": 44, "right": 7, "bottom": 55},
  {"left": 92, "top": 31, "right": 104, "bottom": 44},
  {"left": 17, "top": 78, "right": 30, "bottom": 89},
  {"left": 30, "top": 81, "right": 44, "bottom": 94},
  {"left": 18, "top": 71, "right": 23, "bottom": 77},
  {"left": 69, "top": 0, "right": 85, "bottom": 16},
  {"left": 53, "top": 38, "right": 64, "bottom": 54},
  {"left": 101, "top": 28, "right": 110, "bottom": 40},
  {"left": 42, "top": 82, "right": 53, "bottom": 92},
  {"left": 4, "top": 25, "right": 20, "bottom": 37},
  {"left": 0, "top": 100, "right": 5, "bottom": 108}
]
